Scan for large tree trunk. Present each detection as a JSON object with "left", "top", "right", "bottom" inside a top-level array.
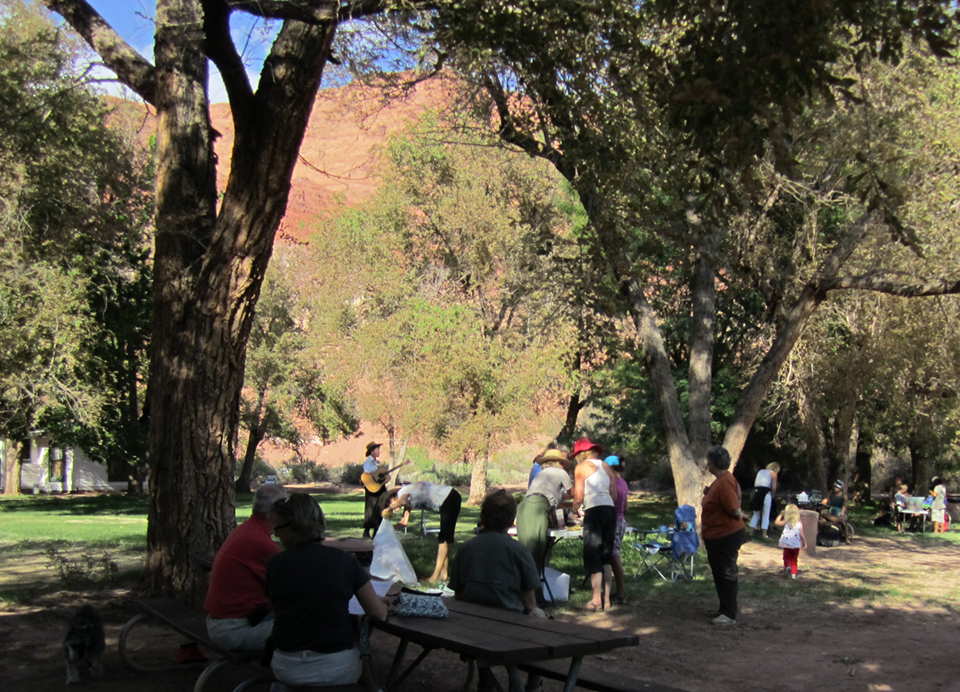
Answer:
[
  {"left": 626, "top": 281, "right": 706, "bottom": 507},
  {"left": 558, "top": 351, "right": 584, "bottom": 441},
  {"left": 236, "top": 423, "right": 266, "bottom": 494},
  {"left": 798, "top": 383, "right": 827, "bottom": 492},
  {"left": 43, "top": 0, "right": 343, "bottom": 600},
  {"left": 468, "top": 447, "right": 489, "bottom": 505},
  {"left": 3, "top": 439, "right": 22, "bottom": 496},
  {"left": 688, "top": 249, "right": 717, "bottom": 461}
]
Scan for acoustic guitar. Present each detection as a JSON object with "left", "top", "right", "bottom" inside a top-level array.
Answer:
[{"left": 361, "top": 460, "right": 411, "bottom": 493}]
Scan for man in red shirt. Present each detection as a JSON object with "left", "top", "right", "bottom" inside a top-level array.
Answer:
[
  {"left": 701, "top": 446, "right": 746, "bottom": 626},
  {"left": 204, "top": 484, "right": 287, "bottom": 650}
]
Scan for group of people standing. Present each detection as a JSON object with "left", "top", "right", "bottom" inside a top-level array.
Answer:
[{"left": 518, "top": 438, "right": 630, "bottom": 611}]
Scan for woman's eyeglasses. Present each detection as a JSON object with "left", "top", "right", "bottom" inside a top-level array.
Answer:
[{"left": 274, "top": 522, "right": 291, "bottom": 533}]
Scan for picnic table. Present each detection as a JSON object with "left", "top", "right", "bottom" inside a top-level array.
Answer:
[{"left": 371, "top": 597, "right": 639, "bottom": 692}]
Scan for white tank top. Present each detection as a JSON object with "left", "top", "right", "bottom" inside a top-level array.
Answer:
[{"left": 583, "top": 458, "right": 614, "bottom": 510}]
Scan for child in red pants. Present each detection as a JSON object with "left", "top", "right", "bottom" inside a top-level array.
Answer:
[{"left": 775, "top": 504, "right": 807, "bottom": 578}]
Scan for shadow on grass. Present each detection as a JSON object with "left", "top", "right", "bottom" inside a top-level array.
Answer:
[{"left": 0, "top": 493, "right": 150, "bottom": 516}]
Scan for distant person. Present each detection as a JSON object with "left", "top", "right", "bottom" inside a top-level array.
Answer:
[
  {"left": 517, "top": 449, "right": 572, "bottom": 581},
  {"left": 822, "top": 480, "right": 852, "bottom": 542},
  {"left": 930, "top": 476, "right": 948, "bottom": 533},
  {"left": 527, "top": 454, "right": 543, "bottom": 488},
  {"left": 570, "top": 437, "right": 618, "bottom": 612},
  {"left": 701, "top": 446, "right": 746, "bottom": 626},
  {"left": 894, "top": 484, "right": 910, "bottom": 534},
  {"left": 605, "top": 455, "right": 630, "bottom": 606},
  {"left": 748, "top": 462, "right": 779, "bottom": 538},
  {"left": 774, "top": 504, "right": 807, "bottom": 579},
  {"left": 449, "top": 490, "right": 544, "bottom": 692},
  {"left": 266, "top": 494, "right": 387, "bottom": 688},
  {"left": 383, "top": 481, "right": 462, "bottom": 583},
  {"left": 204, "top": 484, "right": 288, "bottom": 651}
]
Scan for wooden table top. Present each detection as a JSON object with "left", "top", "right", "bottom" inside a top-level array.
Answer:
[
  {"left": 372, "top": 598, "right": 639, "bottom": 665},
  {"left": 322, "top": 536, "right": 375, "bottom": 552}
]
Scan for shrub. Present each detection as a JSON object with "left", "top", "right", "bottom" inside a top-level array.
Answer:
[
  {"left": 311, "top": 465, "right": 332, "bottom": 483},
  {"left": 339, "top": 463, "right": 364, "bottom": 485},
  {"left": 251, "top": 457, "right": 277, "bottom": 484},
  {"left": 433, "top": 463, "right": 471, "bottom": 487},
  {"left": 288, "top": 464, "right": 312, "bottom": 484},
  {"left": 45, "top": 548, "right": 119, "bottom": 587}
]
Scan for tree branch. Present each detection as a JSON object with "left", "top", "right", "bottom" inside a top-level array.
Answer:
[
  {"left": 42, "top": 0, "right": 157, "bottom": 105},
  {"left": 226, "top": 0, "right": 391, "bottom": 24},
  {"left": 203, "top": 0, "right": 254, "bottom": 114},
  {"left": 819, "top": 274, "right": 960, "bottom": 297}
]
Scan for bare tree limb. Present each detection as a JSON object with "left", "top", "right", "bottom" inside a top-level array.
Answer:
[
  {"left": 42, "top": 0, "right": 157, "bottom": 105},
  {"left": 819, "top": 274, "right": 960, "bottom": 297},
  {"left": 226, "top": 0, "right": 392, "bottom": 23},
  {"left": 202, "top": 0, "right": 255, "bottom": 114}
]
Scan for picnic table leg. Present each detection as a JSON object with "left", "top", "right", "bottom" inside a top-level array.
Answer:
[
  {"left": 119, "top": 612, "right": 179, "bottom": 673},
  {"left": 505, "top": 664, "right": 525, "bottom": 692},
  {"left": 560, "top": 656, "right": 584, "bottom": 692},
  {"left": 385, "top": 637, "right": 410, "bottom": 689},
  {"left": 384, "top": 637, "right": 434, "bottom": 691},
  {"left": 458, "top": 658, "right": 476, "bottom": 692},
  {"left": 193, "top": 660, "right": 231, "bottom": 692}
]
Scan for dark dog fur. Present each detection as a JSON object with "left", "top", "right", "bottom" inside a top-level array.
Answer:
[{"left": 63, "top": 604, "right": 105, "bottom": 684}]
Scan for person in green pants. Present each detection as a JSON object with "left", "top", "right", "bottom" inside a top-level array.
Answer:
[{"left": 516, "top": 449, "right": 573, "bottom": 588}]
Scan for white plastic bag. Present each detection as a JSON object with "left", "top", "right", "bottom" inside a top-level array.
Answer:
[{"left": 370, "top": 519, "right": 418, "bottom": 584}]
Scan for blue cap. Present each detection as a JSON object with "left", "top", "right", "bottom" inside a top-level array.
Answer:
[{"left": 604, "top": 455, "right": 620, "bottom": 467}]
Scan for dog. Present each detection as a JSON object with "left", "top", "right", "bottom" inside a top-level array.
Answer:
[{"left": 63, "top": 604, "right": 105, "bottom": 684}]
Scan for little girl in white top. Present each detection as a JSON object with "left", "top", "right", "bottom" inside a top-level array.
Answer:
[{"left": 775, "top": 504, "right": 807, "bottom": 579}]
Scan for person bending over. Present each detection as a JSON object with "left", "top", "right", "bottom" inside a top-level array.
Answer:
[{"left": 383, "top": 481, "right": 462, "bottom": 583}]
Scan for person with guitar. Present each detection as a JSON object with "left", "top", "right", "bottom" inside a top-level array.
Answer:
[{"left": 360, "top": 442, "right": 408, "bottom": 538}]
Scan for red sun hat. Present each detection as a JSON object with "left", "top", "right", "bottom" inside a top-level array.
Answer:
[{"left": 571, "top": 437, "right": 603, "bottom": 457}]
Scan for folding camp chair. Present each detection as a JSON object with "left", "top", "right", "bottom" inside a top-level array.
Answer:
[
  {"left": 666, "top": 505, "right": 699, "bottom": 582},
  {"left": 630, "top": 505, "right": 700, "bottom": 582},
  {"left": 629, "top": 524, "right": 672, "bottom": 580}
]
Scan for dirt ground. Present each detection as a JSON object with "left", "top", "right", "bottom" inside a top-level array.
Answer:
[{"left": 2, "top": 532, "right": 958, "bottom": 692}]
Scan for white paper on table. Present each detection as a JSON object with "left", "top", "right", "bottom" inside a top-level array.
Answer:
[{"left": 348, "top": 577, "right": 394, "bottom": 615}]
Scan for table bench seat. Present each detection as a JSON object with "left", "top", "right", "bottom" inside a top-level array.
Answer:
[{"left": 518, "top": 659, "right": 690, "bottom": 692}]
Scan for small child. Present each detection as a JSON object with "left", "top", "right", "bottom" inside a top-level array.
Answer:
[
  {"left": 774, "top": 504, "right": 807, "bottom": 579},
  {"left": 894, "top": 484, "right": 909, "bottom": 534}
]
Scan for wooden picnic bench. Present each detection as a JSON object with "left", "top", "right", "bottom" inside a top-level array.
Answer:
[
  {"left": 119, "top": 598, "right": 368, "bottom": 692},
  {"left": 119, "top": 598, "right": 264, "bottom": 692},
  {"left": 518, "top": 659, "right": 691, "bottom": 692}
]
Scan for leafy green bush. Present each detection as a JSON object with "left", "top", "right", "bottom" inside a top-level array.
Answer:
[
  {"left": 45, "top": 547, "right": 119, "bottom": 587},
  {"left": 311, "top": 465, "right": 333, "bottom": 483},
  {"left": 251, "top": 458, "right": 277, "bottom": 484},
  {"left": 339, "top": 463, "right": 364, "bottom": 485},
  {"left": 433, "top": 463, "right": 471, "bottom": 487},
  {"left": 288, "top": 464, "right": 312, "bottom": 484}
]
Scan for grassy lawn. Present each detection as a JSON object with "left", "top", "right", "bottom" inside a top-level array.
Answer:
[{"left": 1, "top": 489, "right": 955, "bottom": 611}]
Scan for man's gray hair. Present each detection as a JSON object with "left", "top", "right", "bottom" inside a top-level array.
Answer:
[{"left": 253, "top": 484, "right": 288, "bottom": 516}]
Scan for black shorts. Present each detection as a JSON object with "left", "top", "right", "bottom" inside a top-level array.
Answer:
[{"left": 437, "top": 490, "right": 462, "bottom": 544}]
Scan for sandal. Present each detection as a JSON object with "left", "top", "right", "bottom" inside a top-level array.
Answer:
[
  {"left": 580, "top": 602, "right": 603, "bottom": 613},
  {"left": 610, "top": 595, "right": 629, "bottom": 606}
]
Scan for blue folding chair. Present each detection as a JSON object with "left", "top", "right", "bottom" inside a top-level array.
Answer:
[
  {"left": 630, "top": 504, "right": 700, "bottom": 582},
  {"left": 667, "top": 505, "right": 699, "bottom": 582}
]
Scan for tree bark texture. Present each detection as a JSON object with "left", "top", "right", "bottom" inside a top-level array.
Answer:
[
  {"left": 798, "top": 383, "right": 827, "bottom": 492},
  {"left": 688, "top": 251, "right": 717, "bottom": 461},
  {"left": 2, "top": 440, "right": 22, "bottom": 496},
  {"left": 45, "top": 0, "right": 341, "bottom": 599},
  {"left": 467, "top": 447, "right": 489, "bottom": 505}
]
